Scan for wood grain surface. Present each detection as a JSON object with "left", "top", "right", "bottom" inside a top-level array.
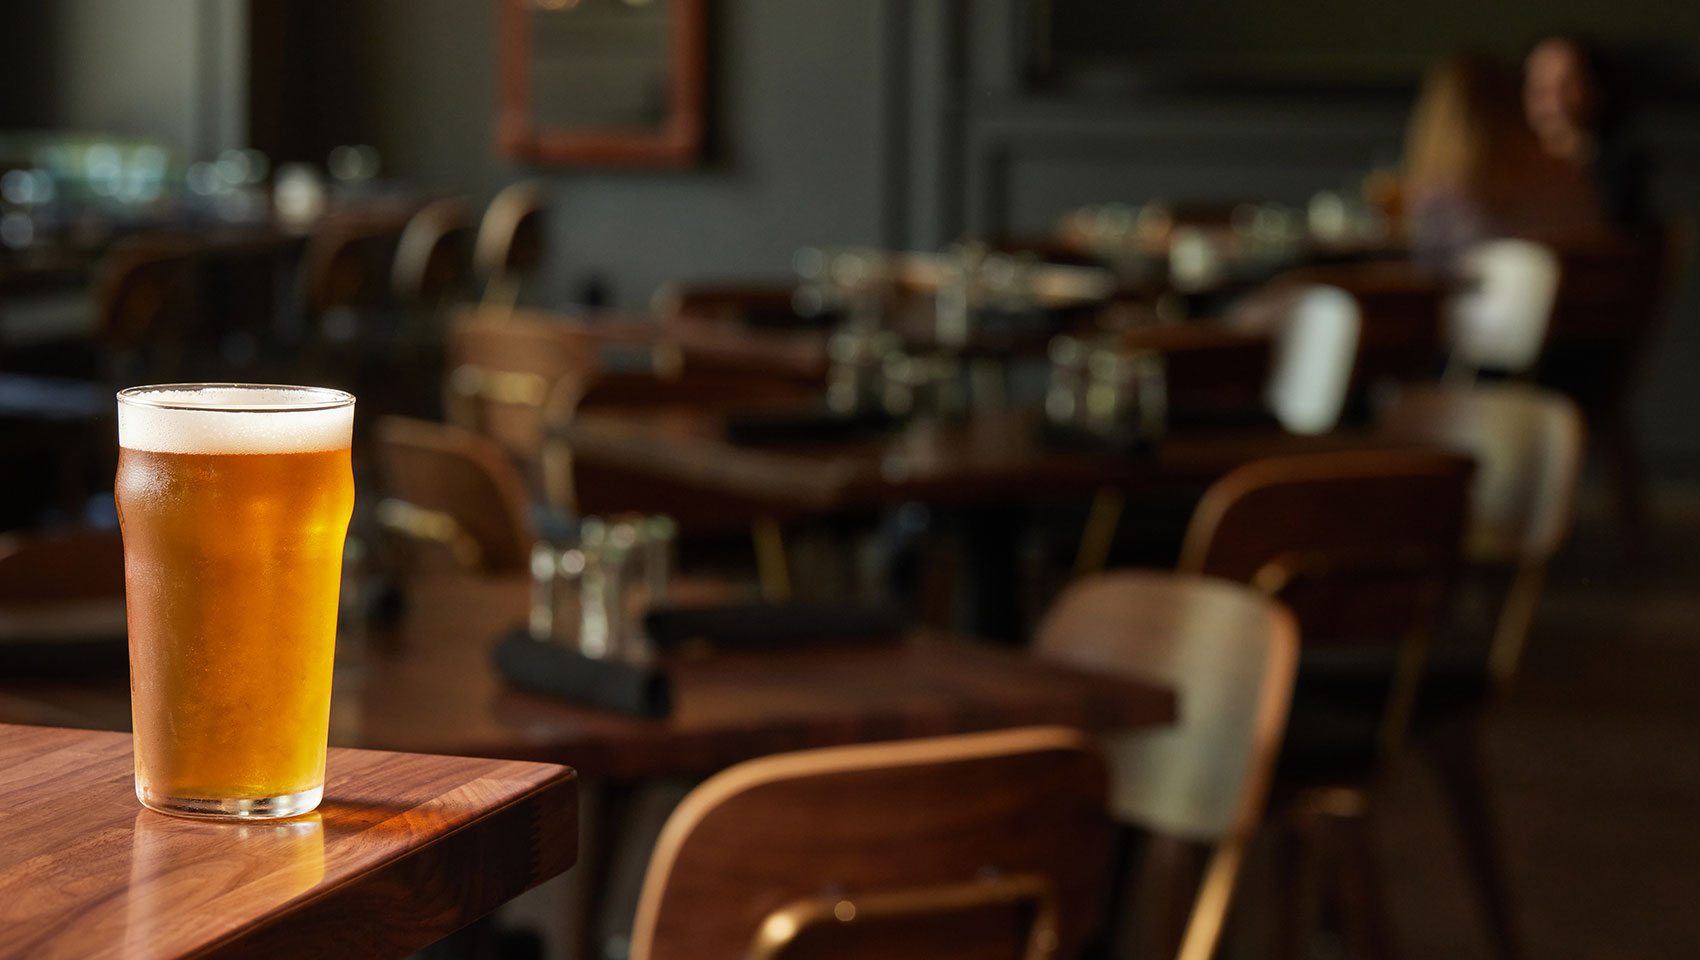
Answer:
[
  {"left": 0, "top": 577, "right": 1172, "bottom": 785},
  {"left": 558, "top": 408, "right": 1408, "bottom": 519},
  {"left": 0, "top": 723, "right": 578, "bottom": 960},
  {"left": 355, "top": 576, "right": 1174, "bottom": 781}
]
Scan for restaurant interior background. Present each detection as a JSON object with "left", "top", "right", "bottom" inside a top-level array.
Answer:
[{"left": 3, "top": 0, "right": 1700, "bottom": 958}]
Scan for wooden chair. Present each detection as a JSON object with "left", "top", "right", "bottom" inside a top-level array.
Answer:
[
  {"left": 1179, "top": 448, "right": 1472, "bottom": 959},
  {"left": 1261, "top": 285, "right": 1362, "bottom": 435},
  {"left": 1180, "top": 448, "right": 1470, "bottom": 760},
  {"left": 1373, "top": 383, "right": 1584, "bottom": 960},
  {"left": 1533, "top": 227, "right": 1686, "bottom": 558},
  {"left": 371, "top": 416, "right": 534, "bottom": 575},
  {"left": 299, "top": 213, "right": 408, "bottom": 391},
  {"left": 1034, "top": 572, "right": 1299, "bottom": 960},
  {"left": 1444, "top": 239, "right": 1563, "bottom": 377},
  {"left": 1379, "top": 383, "right": 1585, "bottom": 684},
  {"left": 1291, "top": 261, "right": 1446, "bottom": 414},
  {"left": 1258, "top": 261, "right": 1446, "bottom": 434},
  {"left": 392, "top": 197, "right": 475, "bottom": 309},
  {"left": 93, "top": 233, "right": 201, "bottom": 381},
  {"left": 443, "top": 308, "right": 603, "bottom": 467},
  {"left": 630, "top": 727, "right": 1112, "bottom": 960},
  {"left": 300, "top": 214, "right": 406, "bottom": 329},
  {"left": 474, "top": 180, "right": 550, "bottom": 316}
]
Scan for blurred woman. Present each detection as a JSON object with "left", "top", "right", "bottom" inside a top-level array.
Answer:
[
  {"left": 1402, "top": 55, "right": 1606, "bottom": 272},
  {"left": 1525, "top": 35, "right": 1649, "bottom": 228}
]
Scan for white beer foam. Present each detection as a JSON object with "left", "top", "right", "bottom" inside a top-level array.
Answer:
[{"left": 118, "top": 387, "right": 354, "bottom": 455}]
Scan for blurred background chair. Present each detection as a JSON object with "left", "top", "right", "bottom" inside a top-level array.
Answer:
[
  {"left": 298, "top": 211, "right": 408, "bottom": 392},
  {"left": 1177, "top": 448, "right": 1472, "bottom": 959},
  {"left": 1379, "top": 382, "right": 1585, "bottom": 685},
  {"left": 393, "top": 198, "right": 476, "bottom": 309},
  {"left": 1534, "top": 228, "right": 1688, "bottom": 559},
  {"left": 629, "top": 727, "right": 1111, "bottom": 960},
  {"left": 475, "top": 180, "right": 550, "bottom": 317},
  {"left": 372, "top": 415, "right": 534, "bottom": 576},
  {"left": 1445, "top": 239, "right": 1563, "bottom": 378},
  {"left": 1262, "top": 285, "right": 1361, "bottom": 435},
  {"left": 91, "top": 233, "right": 201, "bottom": 384},
  {"left": 1035, "top": 572, "right": 1299, "bottom": 960},
  {"left": 1376, "top": 382, "right": 1586, "bottom": 960},
  {"left": 444, "top": 308, "right": 602, "bottom": 470}
]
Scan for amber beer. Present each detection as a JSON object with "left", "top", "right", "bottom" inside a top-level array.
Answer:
[{"left": 116, "top": 384, "right": 354, "bottom": 819}]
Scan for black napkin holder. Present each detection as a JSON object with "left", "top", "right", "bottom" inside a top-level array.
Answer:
[{"left": 492, "top": 628, "right": 674, "bottom": 718}]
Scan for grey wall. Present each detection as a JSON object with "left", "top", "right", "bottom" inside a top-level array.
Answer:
[
  {"left": 2, "top": 0, "right": 244, "bottom": 158},
  {"left": 354, "top": 0, "right": 897, "bottom": 309},
  {"left": 349, "top": 0, "right": 1700, "bottom": 463},
  {"left": 50, "top": 0, "right": 201, "bottom": 152},
  {"left": 9, "top": 0, "right": 1698, "bottom": 463}
]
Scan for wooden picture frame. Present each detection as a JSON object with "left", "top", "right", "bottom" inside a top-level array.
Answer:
[{"left": 497, "top": 0, "right": 706, "bottom": 168}]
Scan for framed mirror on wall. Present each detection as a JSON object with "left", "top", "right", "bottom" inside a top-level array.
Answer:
[{"left": 497, "top": 0, "right": 706, "bottom": 167}]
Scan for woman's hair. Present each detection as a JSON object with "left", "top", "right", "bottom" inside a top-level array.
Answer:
[
  {"left": 1400, "top": 55, "right": 1536, "bottom": 200},
  {"left": 1404, "top": 53, "right": 1607, "bottom": 242}
]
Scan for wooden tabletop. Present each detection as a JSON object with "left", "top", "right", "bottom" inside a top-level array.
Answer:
[
  {"left": 0, "top": 579, "right": 1173, "bottom": 785},
  {"left": 0, "top": 723, "right": 577, "bottom": 960},
  {"left": 560, "top": 407, "right": 1407, "bottom": 519},
  {"left": 352, "top": 576, "right": 1174, "bottom": 780}
]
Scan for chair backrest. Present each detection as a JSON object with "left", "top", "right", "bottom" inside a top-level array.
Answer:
[
  {"left": 0, "top": 528, "right": 125, "bottom": 606},
  {"left": 1179, "top": 449, "right": 1470, "bottom": 759},
  {"left": 1291, "top": 261, "right": 1446, "bottom": 406},
  {"left": 1179, "top": 449, "right": 1470, "bottom": 651},
  {"left": 1034, "top": 572, "right": 1297, "bottom": 960},
  {"left": 300, "top": 214, "right": 406, "bottom": 319},
  {"left": 1264, "top": 285, "right": 1361, "bottom": 435},
  {"left": 444, "top": 308, "right": 603, "bottom": 463},
  {"left": 474, "top": 180, "right": 550, "bottom": 286},
  {"left": 630, "top": 727, "right": 1111, "bottom": 960},
  {"left": 1534, "top": 228, "right": 1679, "bottom": 408},
  {"left": 1446, "top": 238, "right": 1562, "bottom": 374},
  {"left": 1378, "top": 383, "right": 1585, "bottom": 565},
  {"left": 93, "top": 233, "right": 200, "bottom": 355},
  {"left": 392, "top": 197, "right": 475, "bottom": 305},
  {"left": 371, "top": 416, "right": 533, "bottom": 574}
]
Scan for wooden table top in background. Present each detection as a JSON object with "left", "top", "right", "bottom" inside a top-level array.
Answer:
[
  {"left": 0, "top": 723, "right": 577, "bottom": 960},
  {"left": 0, "top": 577, "right": 1173, "bottom": 785},
  {"left": 559, "top": 407, "right": 1407, "bottom": 518},
  {"left": 355, "top": 576, "right": 1174, "bottom": 781}
]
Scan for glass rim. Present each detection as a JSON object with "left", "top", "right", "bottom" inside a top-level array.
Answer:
[{"left": 116, "top": 383, "right": 355, "bottom": 413}]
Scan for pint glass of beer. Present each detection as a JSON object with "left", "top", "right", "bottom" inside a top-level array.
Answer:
[{"left": 116, "top": 384, "right": 355, "bottom": 819}]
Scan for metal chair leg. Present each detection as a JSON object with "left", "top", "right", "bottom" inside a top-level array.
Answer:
[
  {"left": 1307, "top": 788, "right": 1395, "bottom": 960},
  {"left": 1419, "top": 712, "right": 1526, "bottom": 960},
  {"left": 752, "top": 517, "right": 792, "bottom": 602},
  {"left": 1487, "top": 562, "right": 1547, "bottom": 688},
  {"left": 1073, "top": 488, "right": 1125, "bottom": 579}
]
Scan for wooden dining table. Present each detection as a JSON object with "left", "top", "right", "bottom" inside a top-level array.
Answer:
[
  {"left": 0, "top": 722, "right": 577, "bottom": 960},
  {"left": 0, "top": 575, "right": 1175, "bottom": 781},
  {"left": 558, "top": 406, "right": 1411, "bottom": 523},
  {"left": 0, "top": 575, "right": 1174, "bottom": 960}
]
